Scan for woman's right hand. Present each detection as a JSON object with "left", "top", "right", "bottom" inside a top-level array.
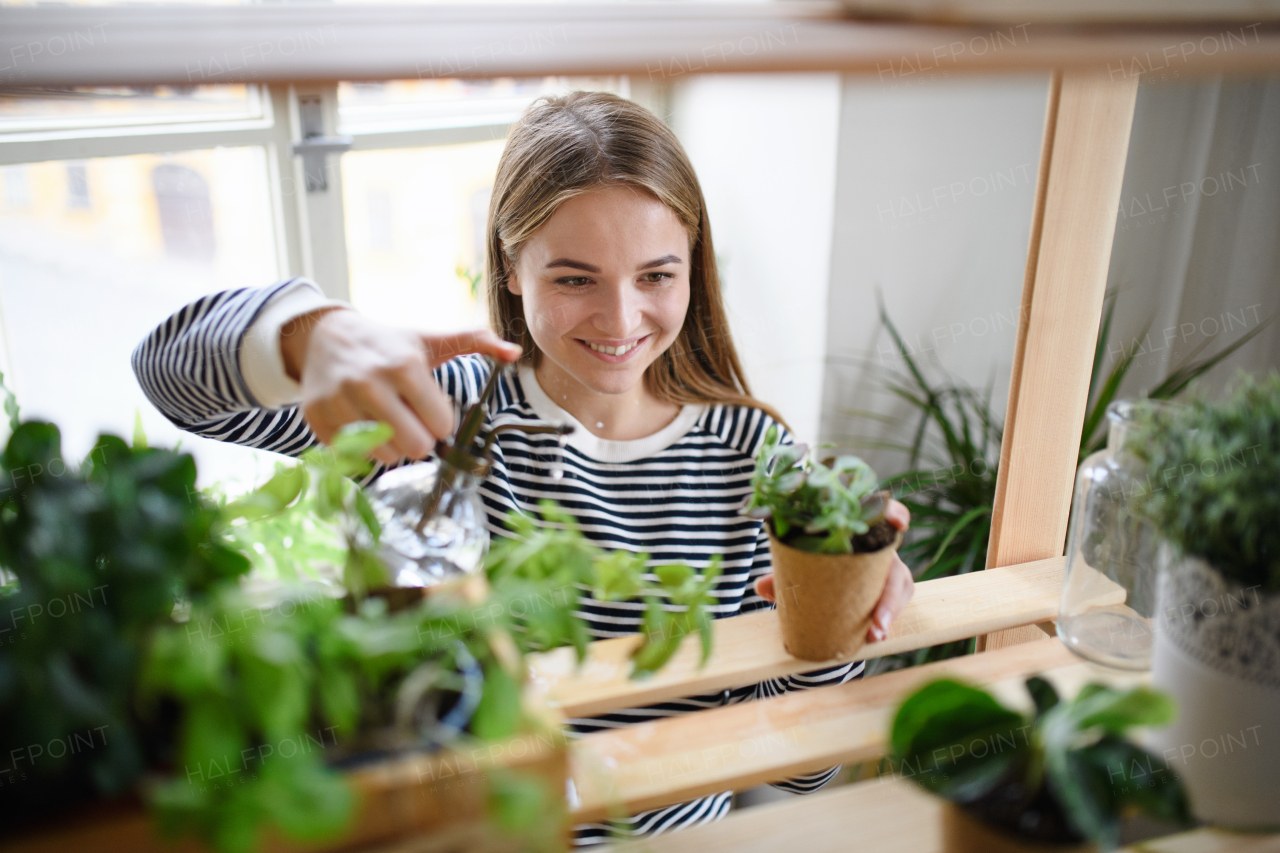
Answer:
[{"left": 280, "top": 308, "right": 523, "bottom": 466}]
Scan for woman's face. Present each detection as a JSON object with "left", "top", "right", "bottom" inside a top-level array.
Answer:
[{"left": 507, "top": 185, "right": 691, "bottom": 397}]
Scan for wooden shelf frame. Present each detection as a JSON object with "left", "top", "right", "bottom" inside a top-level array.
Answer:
[
  {"left": 9, "top": 7, "right": 1280, "bottom": 853},
  {"left": 981, "top": 67, "right": 1140, "bottom": 650},
  {"left": 602, "top": 774, "right": 1280, "bottom": 853},
  {"left": 568, "top": 638, "right": 1128, "bottom": 822},
  {"left": 527, "top": 556, "right": 1126, "bottom": 720},
  {"left": 1, "top": 5, "right": 1279, "bottom": 88}
]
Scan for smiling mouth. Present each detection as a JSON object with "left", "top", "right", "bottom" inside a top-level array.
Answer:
[
  {"left": 587, "top": 340, "right": 639, "bottom": 356},
  {"left": 577, "top": 335, "right": 649, "bottom": 360}
]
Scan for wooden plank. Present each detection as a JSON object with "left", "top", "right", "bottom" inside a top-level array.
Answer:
[
  {"left": 4, "top": 6, "right": 1280, "bottom": 88},
  {"left": 982, "top": 68, "right": 1139, "bottom": 651},
  {"left": 569, "top": 638, "right": 1144, "bottom": 821},
  {"left": 1, "top": 730, "right": 566, "bottom": 853},
  {"left": 529, "top": 557, "right": 1119, "bottom": 719},
  {"left": 607, "top": 777, "right": 941, "bottom": 853},
  {"left": 601, "top": 775, "right": 1280, "bottom": 853},
  {"left": 841, "top": 0, "right": 1280, "bottom": 25}
]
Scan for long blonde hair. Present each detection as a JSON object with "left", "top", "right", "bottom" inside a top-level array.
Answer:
[{"left": 485, "top": 91, "right": 784, "bottom": 426}]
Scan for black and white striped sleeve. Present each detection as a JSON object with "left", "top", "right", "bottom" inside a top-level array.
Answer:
[{"left": 130, "top": 282, "right": 323, "bottom": 459}]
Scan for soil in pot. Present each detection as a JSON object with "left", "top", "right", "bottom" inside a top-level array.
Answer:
[
  {"left": 768, "top": 516, "right": 901, "bottom": 662},
  {"left": 942, "top": 803, "right": 1095, "bottom": 853},
  {"left": 941, "top": 774, "right": 1093, "bottom": 853}
]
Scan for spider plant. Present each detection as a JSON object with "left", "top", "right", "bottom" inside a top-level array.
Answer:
[{"left": 857, "top": 290, "right": 1266, "bottom": 676}]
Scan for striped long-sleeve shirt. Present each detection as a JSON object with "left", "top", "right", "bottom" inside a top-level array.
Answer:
[{"left": 131, "top": 279, "right": 863, "bottom": 844}]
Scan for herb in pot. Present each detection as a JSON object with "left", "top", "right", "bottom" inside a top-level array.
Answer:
[
  {"left": 0, "top": 403, "right": 714, "bottom": 853},
  {"left": 1125, "top": 371, "right": 1280, "bottom": 828},
  {"left": 740, "top": 425, "right": 901, "bottom": 661},
  {"left": 1128, "top": 371, "right": 1280, "bottom": 594},
  {"left": 890, "top": 677, "right": 1191, "bottom": 850},
  {"left": 485, "top": 501, "right": 721, "bottom": 679},
  {"left": 741, "top": 425, "right": 894, "bottom": 554}
]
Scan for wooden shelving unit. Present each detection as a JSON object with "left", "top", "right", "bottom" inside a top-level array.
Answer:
[{"left": 4, "top": 2, "right": 1277, "bottom": 850}]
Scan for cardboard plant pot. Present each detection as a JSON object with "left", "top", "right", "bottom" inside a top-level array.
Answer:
[
  {"left": 941, "top": 803, "right": 1096, "bottom": 853},
  {"left": 767, "top": 528, "right": 902, "bottom": 661}
]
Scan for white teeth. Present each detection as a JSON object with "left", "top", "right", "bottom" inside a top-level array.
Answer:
[{"left": 587, "top": 340, "right": 638, "bottom": 356}]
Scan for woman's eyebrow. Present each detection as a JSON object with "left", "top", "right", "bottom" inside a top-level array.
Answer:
[
  {"left": 638, "top": 254, "right": 683, "bottom": 270},
  {"left": 545, "top": 258, "right": 601, "bottom": 273}
]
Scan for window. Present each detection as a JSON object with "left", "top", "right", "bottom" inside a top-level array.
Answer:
[{"left": 0, "top": 77, "right": 630, "bottom": 491}]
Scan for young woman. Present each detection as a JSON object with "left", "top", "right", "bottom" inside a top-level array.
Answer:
[{"left": 133, "top": 91, "right": 914, "bottom": 844}]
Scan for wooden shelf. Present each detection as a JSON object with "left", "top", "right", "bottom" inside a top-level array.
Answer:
[
  {"left": 2, "top": 730, "right": 567, "bottom": 853},
  {"left": 2, "top": 5, "right": 1280, "bottom": 88},
  {"left": 528, "top": 556, "right": 1119, "bottom": 720},
  {"left": 600, "top": 774, "right": 1280, "bottom": 853},
  {"left": 569, "top": 637, "right": 1144, "bottom": 821}
]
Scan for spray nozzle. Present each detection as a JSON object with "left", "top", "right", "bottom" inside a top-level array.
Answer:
[{"left": 416, "top": 357, "right": 574, "bottom": 530}]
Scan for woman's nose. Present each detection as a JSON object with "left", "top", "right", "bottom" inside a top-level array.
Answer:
[{"left": 593, "top": 282, "right": 641, "bottom": 337}]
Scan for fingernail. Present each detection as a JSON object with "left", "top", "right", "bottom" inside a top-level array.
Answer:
[
  {"left": 877, "top": 608, "right": 892, "bottom": 631},
  {"left": 870, "top": 627, "right": 886, "bottom": 642}
]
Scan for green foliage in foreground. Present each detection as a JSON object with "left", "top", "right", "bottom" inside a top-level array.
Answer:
[
  {"left": 142, "top": 577, "right": 555, "bottom": 853},
  {"left": 0, "top": 406, "right": 715, "bottom": 853},
  {"left": 218, "top": 422, "right": 394, "bottom": 596},
  {"left": 485, "top": 502, "right": 722, "bottom": 678},
  {"left": 1129, "top": 371, "right": 1280, "bottom": 593},
  {"left": 0, "top": 421, "right": 250, "bottom": 821},
  {"left": 890, "top": 678, "right": 1190, "bottom": 849},
  {"left": 740, "top": 424, "right": 885, "bottom": 555}
]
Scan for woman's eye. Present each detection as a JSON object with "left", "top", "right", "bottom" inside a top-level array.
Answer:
[
  {"left": 641, "top": 272, "right": 673, "bottom": 283},
  {"left": 555, "top": 276, "right": 592, "bottom": 286}
]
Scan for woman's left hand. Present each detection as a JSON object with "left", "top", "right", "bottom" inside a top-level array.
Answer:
[{"left": 753, "top": 499, "right": 914, "bottom": 643}]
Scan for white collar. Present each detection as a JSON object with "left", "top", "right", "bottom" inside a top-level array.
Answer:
[{"left": 516, "top": 364, "right": 706, "bottom": 463}]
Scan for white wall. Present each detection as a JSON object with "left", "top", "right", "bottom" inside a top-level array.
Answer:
[
  {"left": 671, "top": 71, "right": 1276, "bottom": 487},
  {"left": 670, "top": 73, "right": 842, "bottom": 444},
  {"left": 1105, "top": 76, "right": 1280, "bottom": 399},
  {"left": 821, "top": 74, "right": 1049, "bottom": 474}
]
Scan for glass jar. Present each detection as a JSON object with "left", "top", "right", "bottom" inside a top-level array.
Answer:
[
  {"left": 366, "top": 459, "right": 489, "bottom": 589},
  {"left": 1057, "top": 400, "right": 1164, "bottom": 670}
]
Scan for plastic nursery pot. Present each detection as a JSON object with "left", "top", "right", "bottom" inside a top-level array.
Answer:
[
  {"left": 766, "top": 527, "right": 902, "bottom": 662},
  {"left": 941, "top": 803, "right": 1096, "bottom": 853}
]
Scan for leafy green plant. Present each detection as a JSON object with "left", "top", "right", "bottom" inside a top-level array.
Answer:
[
  {"left": 854, "top": 293, "right": 1265, "bottom": 674},
  {"left": 219, "top": 422, "right": 392, "bottom": 597},
  {"left": 740, "top": 424, "right": 891, "bottom": 555},
  {"left": 0, "top": 421, "right": 250, "bottom": 823},
  {"left": 891, "top": 677, "right": 1190, "bottom": 849},
  {"left": 1078, "top": 294, "right": 1269, "bottom": 462},
  {"left": 0, "top": 380, "right": 707, "bottom": 853},
  {"left": 485, "top": 502, "right": 722, "bottom": 678},
  {"left": 872, "top": 305, "right": 1001, "bottom": 584},
  {"left": 1128, "top": 371, "right": 1280, "bottom": 593},
  {"left": 142, "top": 574, "right": 556, "bottom": 853}
]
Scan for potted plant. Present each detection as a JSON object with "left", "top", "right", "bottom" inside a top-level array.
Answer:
[
  {"left": 740, "top": 425, "right": 901, "bottom": 661},
  {"left": 1127, "top": 372, "right": 1280, "bottom": 828},
  {"left": 0, "top": 392, "right": 714, "bottom": 852},
  {"left": 890, "top": 677, "right": 1191, "bottom": 852},
  {"left": 0, "top": 418, "right": 565, "bottom": 853}
]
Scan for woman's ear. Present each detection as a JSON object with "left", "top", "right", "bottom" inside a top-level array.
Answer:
[{"left": 505, "top": 264, "right": 522, "bottom": 296}]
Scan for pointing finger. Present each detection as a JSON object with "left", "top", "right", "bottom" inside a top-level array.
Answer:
[{"left": 423, "top": 329, "right": 522, "bottom": 368}]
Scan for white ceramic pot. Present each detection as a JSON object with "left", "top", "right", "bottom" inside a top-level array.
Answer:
[{"left": 1149, "top": 550, "right": 1280, "bottom": 829}]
